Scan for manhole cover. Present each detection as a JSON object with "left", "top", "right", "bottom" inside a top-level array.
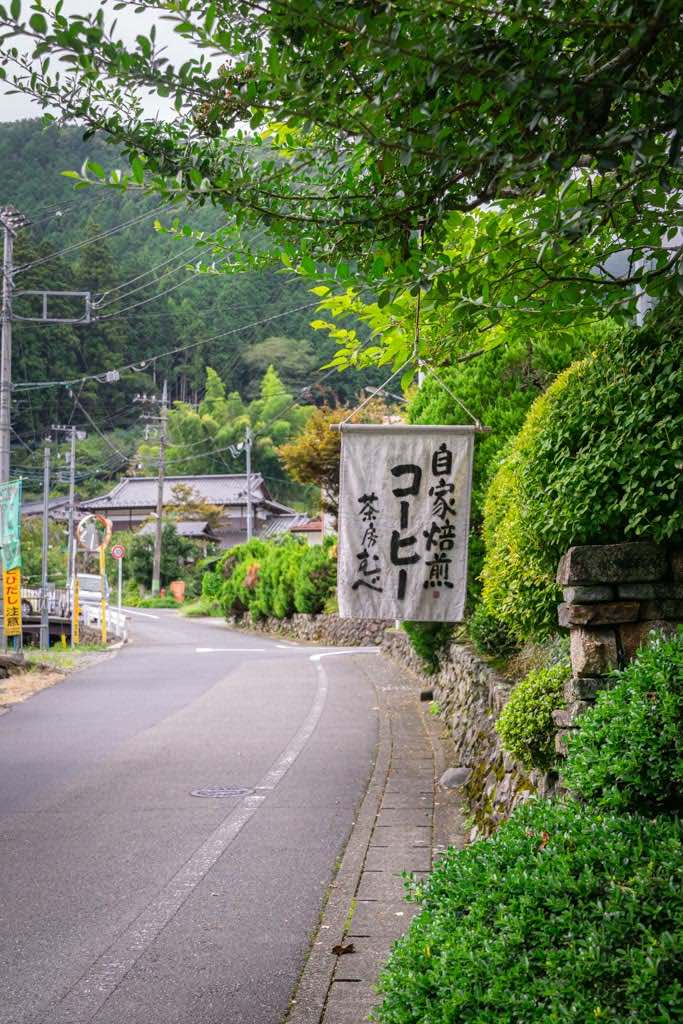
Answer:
[{"left": 190, "top": 786, "right": 254, "bottom": 799}]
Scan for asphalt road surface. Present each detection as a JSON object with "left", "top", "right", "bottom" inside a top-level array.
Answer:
[{"left": 0, "top": 611, "right": 380, "bottom": 1024}]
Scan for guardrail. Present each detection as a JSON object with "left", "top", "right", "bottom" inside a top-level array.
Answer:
[
  {"left": 19, "top": 586, "right": 128, "bottom": 642},
  {"left": 81, "top": 605, "right": 128, "bottom": 643}
]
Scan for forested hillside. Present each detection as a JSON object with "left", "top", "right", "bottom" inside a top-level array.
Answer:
[{"left": 0, "top": 119, "right": 378, "bottom": 498}]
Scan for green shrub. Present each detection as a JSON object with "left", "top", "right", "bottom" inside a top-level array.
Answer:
[
  {"left": 467, "top": 602, "right": 517, "bottom": 659},
  {"left": 563, "top": 627, "right": 683, "bottom": 815},
  {"left": 402, "top": 622, "right": 453, "bottom": 674},
  {"left": 209, "top": 539, "right": 269, "bottom": 617},
  {"left": 180, "top": 598, "right": 222, "bottom": 617},
  {"left": 375, "top": 799, "right": 683, "bottom": 1024},
  {"left": 408, "top": 324, "right": 594, "bottom": 602},
  {"left": 203, "top": 536, "right": 337, "bottom": 622},
  {"left": 138, "top": 595, "right": 179, "bottom": 608},
  {"left": 251, "top": 537, "right": 303, "bottom": 619},
  {"left": 496, "top": 660, "right": 568, "bottom": 771},
  {"left": 481, "top": 301, "right": 683, "bottom": 641},
  {"left": 294, "top": 539, "right": 337, "bottom": 614}
]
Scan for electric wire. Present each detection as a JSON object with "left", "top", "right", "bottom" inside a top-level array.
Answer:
[
  {"left": 13, "top": 300, "right": 323, "bottom": 391},
  {"left": 94, "top": 256, "right": 227, "bottom": 317},
  {"left": 15, "top": 202, "right": 175, "bottom": 274},
  {"left": 94, "top": 239, "right": 213, "bottom": 306}
]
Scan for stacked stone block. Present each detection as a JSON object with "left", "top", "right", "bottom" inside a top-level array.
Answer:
[{"left": 553, "top": 542, "right": 683, "bottom": 753}]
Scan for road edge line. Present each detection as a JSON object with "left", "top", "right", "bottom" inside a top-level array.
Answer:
[{"left": 285, "top": 660, "right": 391, "bottom": 1024}]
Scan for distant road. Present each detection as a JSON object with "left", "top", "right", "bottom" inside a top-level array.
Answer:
[{"left": 0, "top": 611, "right": 379, "bottom": 1024}]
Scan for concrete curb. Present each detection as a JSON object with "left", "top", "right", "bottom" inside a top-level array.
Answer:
[
  {"left": 285, "top": 654, "right": 467, "bottom": 1024},
  {"left": 285, "top": 671, "right": 392, "bottom": 1024}
]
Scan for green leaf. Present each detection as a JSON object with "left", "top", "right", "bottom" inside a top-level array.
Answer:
[
  {"left": 130, "top": 156, "right": 145, "bottom": 184},
  {"left": 86, "top": 160, "right": 105, "bottom": 180},
  {"left": 29, "top": 11, "right": 47, "bottom": 32}
]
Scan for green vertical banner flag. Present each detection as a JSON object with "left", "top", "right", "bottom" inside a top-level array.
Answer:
[{"left": 0, "top": 479, "right": 23, "bottom": 571}]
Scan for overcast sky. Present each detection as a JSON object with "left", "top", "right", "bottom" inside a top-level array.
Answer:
[{"left": 1, "top": 0, "right": 199, "bottom": 122}]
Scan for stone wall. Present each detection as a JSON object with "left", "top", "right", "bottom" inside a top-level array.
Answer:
[
  {"left": 553, "top": 541, "right": 683, "bottom": 752},
  {"left": 228, "top": 611, "right": 388, "bottom": 647},
  {"left": 381, "top": 629, "right": 556, "bottom": 840}
]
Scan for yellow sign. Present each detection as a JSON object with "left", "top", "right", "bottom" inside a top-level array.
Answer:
[
  {"left": 72, "top": 579, "right": 80, "bottom": 647},
  {"left": 3, "top": 567, "right": 23, "bottom": 637}
]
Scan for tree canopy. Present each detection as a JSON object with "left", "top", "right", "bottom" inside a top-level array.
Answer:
[
  {"left": 136, "top": 364, "right": 316, "bottom": 506},
  {"left": 1, "top": 0, "right": 681, "bottom": 352}
]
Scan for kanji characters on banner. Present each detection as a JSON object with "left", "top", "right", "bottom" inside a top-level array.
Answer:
[{"left": 337, "top": 425, "right": 474, "bottom": 621}]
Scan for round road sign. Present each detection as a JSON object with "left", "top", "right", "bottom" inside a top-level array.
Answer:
[
  {"left": 111, "top": 543, "right": 126, "bottom": 560},
  {"left": 77, "top": 514, "right": 113, "bottom": 552}
]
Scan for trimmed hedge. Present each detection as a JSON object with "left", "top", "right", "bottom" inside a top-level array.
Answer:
[
  {"left": 496, "top": 660, "right": 568, "bottom": 771},
  {"left": 408, "top": 324, "right": 592, "bottom": 605},
  {"left": 201, "top": 535, "right": 336, "bottom": 620},
  {"left": 481, "top": 301, "right": 683, "bottom": 641},
  {"left": 375, "top": 799, "right": 683, "bottom": 1024},
  {"left": 563, "top": 627, "right": 683, "bottom": 815}
]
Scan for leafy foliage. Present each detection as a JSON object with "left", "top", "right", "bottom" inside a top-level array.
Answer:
[
  {"left": 20, "top": 516, "right": 68, "bottom": 587},
  {"left": 278, "top": 399, "right": 390, "bottom": 516},
  {"left": 3, "top": 3, "right": 681, "bottom": 344},
  {"left": 467, "top": 604, "right": 517, "bottom": 660},
  {"left": 496, "top": 661, "right": 568, "bottom": 771},
  {"left": 563, "top": 628, "right": 683, "bottom": 815},
  {"left": 205, "top": 536, "right": 336, "bottom": 620},
  {"left": 293, "top": 540, "right": 337, "bottom": 615},
  {"left": 165, "top": 482, "right": 223, "bottom": 528},
  {"left": 128, "top": 521, "right": 199, "bottom": 590},
  {"left": 376, "top": 799, "right": 683, "bottom": 1024},
  {"left": 402, "top": 622, "right": 453, "bottom": 675},
  {"left": 482, "top": 303, "right": 683, "bottom": 641}
]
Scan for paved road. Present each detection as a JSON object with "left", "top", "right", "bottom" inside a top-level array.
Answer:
[{"left": 0, "top": 612, "right": 380, "bottom": 1024}]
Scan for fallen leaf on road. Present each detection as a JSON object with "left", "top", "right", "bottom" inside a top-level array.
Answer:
[{"left": 332, "top": 943, "right": 355, "bottom": 956}]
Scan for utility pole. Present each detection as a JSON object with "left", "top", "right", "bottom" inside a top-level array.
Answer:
[
  {"left": 40, "top": 439, "right": 51, "bottom": 651},
  {"left": 151, "top": 380, "right": 168, "bottom": 596},
  {"left": 245, "top": 426, "right": 253, "bottom": 541},
  {"left": 229, "top": 426, "right": 255, "bottom": 541},
  {"left": 51, "top": 423, "right": 86, "bottom": 593},
  {"left": 0, "top": 207, "right": 29, "bottom": 485},
  {"left": 67, "top": 425, "right": 77, "bottom": 591}
]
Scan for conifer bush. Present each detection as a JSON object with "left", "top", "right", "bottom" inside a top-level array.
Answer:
[
  {"left": 203, "top": 536, "right": 337, "bottom": 621},
  {"left": 293, "top": 539, "right": 337, "bottom": 614}
]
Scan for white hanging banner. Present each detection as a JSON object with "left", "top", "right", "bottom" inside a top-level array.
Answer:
[{"left": 338, "top": 425, "right": 475, "bottom": 621}]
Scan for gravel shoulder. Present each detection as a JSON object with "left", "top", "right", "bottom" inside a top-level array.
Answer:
[{"left": 0, "top": 646, "right": 119, "bottom": 712}]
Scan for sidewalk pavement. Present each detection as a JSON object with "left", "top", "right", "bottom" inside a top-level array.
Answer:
[{"left": 286, "top": 654, "right": 466, "bottom": 1024}]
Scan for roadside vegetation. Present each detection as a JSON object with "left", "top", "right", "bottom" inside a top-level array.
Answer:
[
  {"left": 202, "top": 536, "right": 337, "bottom": 622},
  {"left": 375, "top": 628, "right": 683, "bottom": 1024}
]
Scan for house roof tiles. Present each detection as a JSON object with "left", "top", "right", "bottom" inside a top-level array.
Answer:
[{"left": 80, "top": 474, "right": 271, "bottom": 510}]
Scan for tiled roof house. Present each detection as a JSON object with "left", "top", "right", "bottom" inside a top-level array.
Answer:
[{"left": 79, "top": 474, "right": 297, "bottom": 548}]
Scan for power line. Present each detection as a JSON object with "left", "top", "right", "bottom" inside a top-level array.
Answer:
[
  {"left": 95, "top": 256, "right": 226, "bottom": 318},
  {"left": 15, "top": 203, "right": 174, "bottom": 274},
  {"left": 13, "top": 300, "right": 322, "bottom": 392},
  {"left": 94, "top": 225, "right": 270, "bottom": 314},
  {"left": 94, "top": 239, "right": 212, "bottom": 306}
]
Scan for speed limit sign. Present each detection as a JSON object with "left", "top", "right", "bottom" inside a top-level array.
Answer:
[{"left": 111, "top": 543, "right": 126, "bottom": 560}]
